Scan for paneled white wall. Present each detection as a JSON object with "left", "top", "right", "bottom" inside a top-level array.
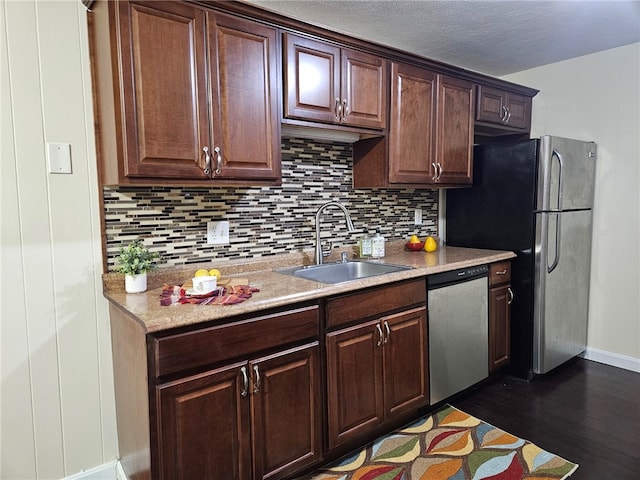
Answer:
[
  {"left": 1, "top": 1, "right": 117, "bottom": 478},
  {"left": 504, "top": 43, "right": 640, "bottom": 363}
]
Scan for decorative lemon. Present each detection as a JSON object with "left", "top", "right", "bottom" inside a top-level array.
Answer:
[
  {"left": 424, "top": 236, "right": 438, "bottom": 252},
  {"left": 409, "top": 234, "right": 420, "bottom": 244},
  {"left": 194, "top": 269, "right": 209, "bottom": 277},
  {"left": 208, "top": 269, "right": 221, "bottom": 280}
]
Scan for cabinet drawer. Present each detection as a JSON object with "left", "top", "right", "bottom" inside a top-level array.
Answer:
[
  {"left": 326, "top": 278, "right": 426, "bottom": 329},
  {"left": 489, "top": 261, "right": 511, "bottom": 286},
  {"left": 151, "top": 305, "right": 320, "bottom": 378}
]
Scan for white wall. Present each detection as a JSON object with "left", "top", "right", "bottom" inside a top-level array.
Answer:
[
  {"left": 1, "top": 1, "right": 117, "bottom": 478},
  {"left": 504, "top": 43, "right": 640, "bottom": 365}
]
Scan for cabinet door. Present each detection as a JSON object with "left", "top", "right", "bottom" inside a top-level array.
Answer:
[
  {"left": 118, "top": 1, "right": 210, "bottom": 179},
  {"left": 383, "top": 307, "right": 429, "bottom": 416},
  {"left": 157, "top": 362, "right": 251, "bottom": 480},
  {"left": 251, "top": 343, "right": 322, "bottom": 480},
  {"left": 504, "top": 92, "right": 531, "bottom": 129},
  {"left": 208, "top": 13, "right": 281, "bottom": 181},
  {"left": 489, "top": 285, "right": 511, "bottom": 372},
  {"left": 476, "top": 85, "right": 506, "bottom": 125},
  {"left": 341, "top": 48, "right": 387, "bottom": 129},
  {"left": 284, "top": 33, "right": 341, "bottom": 124},
  {"left": 326, "top": 320, "right": 384, "bottom": 449},
  {"left": 435, "top": 75, "right": 474, "bottom": 185},
  {"left": 388, "top": 62, "right": 437, "bottom": 184}
]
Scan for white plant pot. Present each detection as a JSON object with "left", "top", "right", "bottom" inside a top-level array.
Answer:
[{"left": 125, "top": 272, "right": 147, "bottom": 293}]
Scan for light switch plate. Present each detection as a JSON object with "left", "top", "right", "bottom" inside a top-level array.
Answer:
[
  {"left": 414, "top": 208, "right": 423, "bottom": 225},
  {"left": 47, "top": 142, "right": 72, "bottom": 174},
  {"left": 207, "top": 221, "right": 229, "bottom": 245}
]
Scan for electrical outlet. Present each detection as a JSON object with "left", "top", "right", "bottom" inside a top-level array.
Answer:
[
  {"left": 414, "top": 208, "right": 423, "bottom": 225},
  {"left": 207, "top": 221, "right": 229, "bottom": 245}
]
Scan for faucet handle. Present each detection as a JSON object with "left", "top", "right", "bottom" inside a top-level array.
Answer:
[{"left": 341, "top": 252, "right": 348, "bottom": 263}]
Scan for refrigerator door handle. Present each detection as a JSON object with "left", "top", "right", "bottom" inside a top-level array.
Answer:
[
  {"left": 548, "top": 213, "right": 561, "bottom": 273},
  {"left": 552, "top": 149, "right": 564, "bottom": 210}
]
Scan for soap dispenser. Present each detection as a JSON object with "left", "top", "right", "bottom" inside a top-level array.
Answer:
[
  {"left": 371, "top": 231, "right": 385, "bottom": 258},
  {"left": 360, "top": 234, "right": 372, "bottom": 258}
]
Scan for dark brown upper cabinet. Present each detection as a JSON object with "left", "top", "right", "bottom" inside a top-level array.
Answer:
[
  {"left": 283, "top": 33, "right": 387, "bottom": 130},
  {"left": 89, "top": 1, "right": 281, "bottom": 186},
  {"left": 476, "top": 84, "right": 532, "bottom": 131},
  {"left": 354, "top": 63, "right": 473, "bottom": 188}
]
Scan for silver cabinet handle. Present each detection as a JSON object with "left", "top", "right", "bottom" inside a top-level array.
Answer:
[
  {"left": 495, "top": 269, "right": 507, "bottom": 275},
  {"left": 252, "top": 365, "right": 260, "bottom": 394},
  {"left": 437, "top": 163, "right": 443, "bottom": 182},
  {"left": 203, "top": 146, "right": 211, "bottom": 176},
  {"left": 376, "top": 323, "right": 384, "bottom": 347},
  {"left": 383, "top": 320, "right": 390, "bottom": 344},
  {"left": 501, "top": 105, "right": 509, "bottom": 123},
  {"left": 432, "top": 162, "right": 438, "bottom": 182},
  {"left": 335, "top": 97, "right": 342, "bottom": 122},
  {"left": 240, "top": 366, "right": 249, "bottom": 397},
  {"left": 507, "top": 287, "right": 514, "bottom": 304},
  {"left": 213, "top": 146, "right": 222, "bottom": 175},
  {"left": 341, "top": 98, "right": 349, "bottom": 122},
  {"left": 505, "top": 107, "right": 511, "bottom": 123}
]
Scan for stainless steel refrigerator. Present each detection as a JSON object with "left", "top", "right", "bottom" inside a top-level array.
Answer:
[{"left": 446, "top": 136, "right": 597, "bottom": 379}]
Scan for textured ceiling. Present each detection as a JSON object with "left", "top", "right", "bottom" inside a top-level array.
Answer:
[{"left": 246, "top": 0, "right": 640, "bottom": 76}]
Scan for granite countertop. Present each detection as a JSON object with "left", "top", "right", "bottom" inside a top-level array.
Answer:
[{"left": 103, "top": 243, "right": 515, "bottom": 333}]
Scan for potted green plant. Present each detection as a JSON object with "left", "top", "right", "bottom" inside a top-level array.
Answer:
[{"left": 116, "top": 239, "right": 160, "bottom": 293}]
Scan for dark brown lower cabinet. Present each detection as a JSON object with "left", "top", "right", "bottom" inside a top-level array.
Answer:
[
  {"left": 325, "top": 279, "right": 428, "bottom": 450},
  {"left": 158, "top": 362, "right": 251, "bottom": 480},
  {"left": 109, "top": 302, "right": 321, "bottom": 480},
  {"left": 157, "top": 343, "right": 322, "bottom": 480},
  {"left": 488, "top": 261, "right": 512, "bottom": 373}
]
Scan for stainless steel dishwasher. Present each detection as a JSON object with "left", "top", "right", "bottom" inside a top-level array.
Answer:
[{"left": 428, "top": 265, "right": 489, "bottom": 404}]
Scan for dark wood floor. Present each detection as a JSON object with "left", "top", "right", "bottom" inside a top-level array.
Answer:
[{"left": 453, "top": 358, "right": 640, "bottom": 479}]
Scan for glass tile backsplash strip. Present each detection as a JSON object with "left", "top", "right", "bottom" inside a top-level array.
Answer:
[{"left": 103, "top": 138, "right": 438, "bottom": 271}]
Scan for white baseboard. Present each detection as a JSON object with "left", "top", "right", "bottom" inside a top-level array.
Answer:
[
  {"left": 116, "top": 460, "right": 128, "bottom": 480},
  {"left": 581, "top": 347, "right": 640, "bottom": 373},
  {"left": 63, "top": 459, "right": 128, "bottom": 480}
]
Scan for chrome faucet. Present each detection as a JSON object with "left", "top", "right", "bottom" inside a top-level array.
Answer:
[{"left": 314, "top": 202, "right": 356, "bottom": 265}]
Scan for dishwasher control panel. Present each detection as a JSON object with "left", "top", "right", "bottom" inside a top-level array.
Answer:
[{"left": 428, "top": 264, "right": 489, "bottom": 289}]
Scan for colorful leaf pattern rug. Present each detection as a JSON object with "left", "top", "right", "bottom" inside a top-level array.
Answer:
[{"left": 297, "top": 405, "right": 578, "bottom": 480}]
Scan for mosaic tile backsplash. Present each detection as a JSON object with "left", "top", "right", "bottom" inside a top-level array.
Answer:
[{"left": 104, "top": 138, "right": 439, "bottom": 271}]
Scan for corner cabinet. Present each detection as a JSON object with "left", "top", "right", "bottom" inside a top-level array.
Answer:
[
  {"left": 488, "top": 261, "right": 513, "bottom": 373},
  {"left": 476, "top": 84, "right": 531, "bottom": 131},
  {"left": 283, "top": 33, "right": 387, "bottom": 130},
  {"left": 353, "top": 62, "right": 473, "bottom": 188},
  {"left": 89, "top": 1, "right": 281, "bottom": 186},
  {"left": 324, "top": 278, "right": 428, "bottom": 450}
]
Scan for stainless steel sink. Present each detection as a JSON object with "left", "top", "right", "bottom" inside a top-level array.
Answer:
[{"left": 276, "top": 260, "right": 413, "bottom": 284}]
